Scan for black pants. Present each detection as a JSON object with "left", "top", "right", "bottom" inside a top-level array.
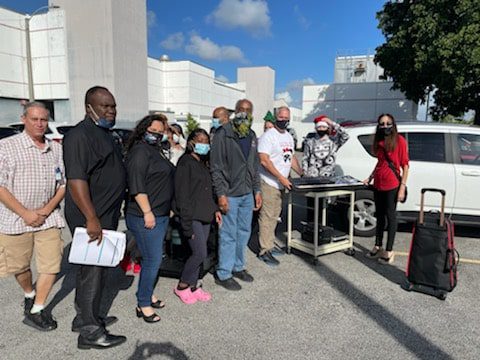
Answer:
[
  {"left": 180, "top": 221, "right": 210, "bottom": 286},
  {"left": 374, "top": 188, "right": 398, "bottom": 252},
  {"left": 67, "top": 220, "right": 108, "bottom": 340},
  {"left": 74, "top": 265, "right": 106, "bottom": 339}
]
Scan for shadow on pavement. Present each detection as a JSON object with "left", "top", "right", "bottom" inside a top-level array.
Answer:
[
  {"left": 353, "top": 242, "right": 406, "bottom": 286},
  {"left": 299, "top": 253, "right": 454, "bottom": 360},
  {"left": 45, "top": 242, "right": 135, "bottom": 318},
  {"left": 128, "top": 341, "right": 189, "bottom": 360}
]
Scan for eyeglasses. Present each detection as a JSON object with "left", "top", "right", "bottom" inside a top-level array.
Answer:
[{"left": 379, "top": 122, "right": 393, "bottom": 127}]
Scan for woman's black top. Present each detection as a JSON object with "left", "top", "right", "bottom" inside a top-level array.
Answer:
[
  {"left": 174, "top": 153, "right": 217, "bottom": 237},
  {"left": 126, "top": 142, "right": 174, "bottom": 217}
]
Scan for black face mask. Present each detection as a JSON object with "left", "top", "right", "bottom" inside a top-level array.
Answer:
[
  {"left": 276, "top": 121, "right": 289, "bottom": 130},
  {"left": 378, "top": 126, "right": 393, "bottom": 137},
  {"left": 317, "top": 130, "right": 328, "bottom": 138}
]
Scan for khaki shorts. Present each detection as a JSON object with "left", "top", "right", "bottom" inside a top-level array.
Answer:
[{"left": 0, "top": 228, "right": 63, "bottom": 277}]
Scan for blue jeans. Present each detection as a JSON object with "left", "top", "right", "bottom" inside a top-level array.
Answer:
[
  {"left": 216, "top": 193, "right": 254, "bottom": 280},
  {"left": 126, "top": 214, "right": 169, "bottom": 307}
]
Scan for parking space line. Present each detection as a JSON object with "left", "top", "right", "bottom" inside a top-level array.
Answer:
[{"left": 395, "top": 251, "right": 480, "bottom": 265}]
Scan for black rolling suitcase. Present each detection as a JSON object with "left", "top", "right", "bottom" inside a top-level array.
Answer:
[{"left": 404, "top": 188, "right": 459, "bottom": 300}]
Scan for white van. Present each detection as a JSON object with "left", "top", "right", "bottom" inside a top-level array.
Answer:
[{"left": 335, "top": 122, "right": 480, "bottom": 236}]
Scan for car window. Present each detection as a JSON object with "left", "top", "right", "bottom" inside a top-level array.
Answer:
[
  {"left": 358, "top": 134, "right": 375, "bottom": 157},
  {"left": 456, "top": 133, "right": 480, "bottom": 166},
  {"left": 407, "top": 132, "right": 446, "bottom": 163}
]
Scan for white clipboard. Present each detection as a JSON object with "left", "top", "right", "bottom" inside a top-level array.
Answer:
[{"left": 68, "top": 227, "right": 126, "bottom": 267}]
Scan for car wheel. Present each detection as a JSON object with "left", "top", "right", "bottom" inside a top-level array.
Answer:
[{"left": 352, "top": 190, "right": 376, "bottom": 237}]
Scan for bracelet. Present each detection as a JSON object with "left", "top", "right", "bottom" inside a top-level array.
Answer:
[
  {"left": 143, "top": 209, "right": 152, "bottom": 215},
  {"left": 401, "top": 183, "right": 406, "bottom": 186}
]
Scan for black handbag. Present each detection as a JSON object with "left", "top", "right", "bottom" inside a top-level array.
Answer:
[{"left": 382, "top": 147, "right": 407, "bottom": 203}]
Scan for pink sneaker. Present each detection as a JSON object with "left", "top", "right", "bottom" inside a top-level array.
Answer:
[
  {"left": 192, "top": 287, "right": 212, "bottom": 302},
  {"left": 174, "top": 287, "right": 197, "bottom": 304}
]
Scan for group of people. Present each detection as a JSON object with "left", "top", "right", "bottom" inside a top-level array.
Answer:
[{"left": 0, "top": 85, "right": 409, "bottom": 350}]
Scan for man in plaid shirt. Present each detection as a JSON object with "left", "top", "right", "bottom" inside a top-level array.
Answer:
[{"left": 0, "top": 101, "right": 65, "bottom": 331}]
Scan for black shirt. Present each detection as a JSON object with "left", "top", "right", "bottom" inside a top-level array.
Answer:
[
  {"left": 174, "top": 153, "right": 217, "bottom": 237},
  {"left": 125, "top": 142, "right": 174, "bottom": 217},
  {"left": 63, "top": 117, "right": 127, "bottom": 230}
]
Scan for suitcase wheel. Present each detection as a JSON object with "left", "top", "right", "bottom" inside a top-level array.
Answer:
[
  {"left": 344, "top": 248, "right": 355, "bottom": 257},
  {"left": 402, "top": 281, "right": 413, "bottom": 292},
  {"left": 436, "top": 291, "right": 447, "bottom": 301}
]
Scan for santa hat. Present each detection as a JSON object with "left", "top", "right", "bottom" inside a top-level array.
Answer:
[{"left": 314, "top": 115, "right": 329, "bottom": 128}]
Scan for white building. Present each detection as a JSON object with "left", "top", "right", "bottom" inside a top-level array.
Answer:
[
  {"left": 0, "top": 6, "right": 69, "bottom": 123},
  {"left": 148, "top": 56, "right": 245, "bottom": 130},
  {"left": 0, "top": 1, "right": 271, "bottom": 130},
  {"left": 297, "top": 54, "right": 418, "bottom": 141}
]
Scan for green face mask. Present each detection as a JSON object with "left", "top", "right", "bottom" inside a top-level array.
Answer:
[{"left": 233, "top": 112, "right": 253, "bottom": 137}]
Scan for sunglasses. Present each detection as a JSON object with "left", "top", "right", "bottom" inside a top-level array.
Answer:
[{"left": 379, "top": 122, "right": 393, "bottom": 127}]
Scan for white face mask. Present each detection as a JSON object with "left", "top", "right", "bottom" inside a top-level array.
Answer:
[{"left": 173, "top": 134, "right": 180, "bottom": 144}]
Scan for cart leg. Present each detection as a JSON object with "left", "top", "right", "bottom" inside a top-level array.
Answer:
[{"left": 287, "top": 191, "right": 292, "bottom": 255}]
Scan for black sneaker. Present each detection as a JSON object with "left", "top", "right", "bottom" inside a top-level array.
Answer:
[
  {"left": 23, "top": 297, "right": 34, "bottom": 315},
  {"left": 258, "top": 251, "right": 280, "bottom": 266},
  {"left": 232, "top": 270, "right": 254, "bottom": 282},
  {"left": 214, "top": 277, "right": 242, "bottom": 291},
  {"left": 23, "top": 310, "right": 57, "bottom": 331}
]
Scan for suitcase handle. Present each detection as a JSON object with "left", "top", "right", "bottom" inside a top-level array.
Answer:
[
  {"left": 419, "top": 188, "right": 446, "bottom": 226},
  {"left": 421, "top": 188, "right": 446, "bottom": 196}
]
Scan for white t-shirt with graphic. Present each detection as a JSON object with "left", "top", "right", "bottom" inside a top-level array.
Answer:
[{"left": 258, "top": 128, "right": 295, "bottom": 190}]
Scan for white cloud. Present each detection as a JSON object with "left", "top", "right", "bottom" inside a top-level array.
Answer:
[
  {"left": 215, "top": 75, "right": 230, "bottom": 83},
  {"left": 185, "top": 34, "right": 248, "bottom": 63},
  {"left": 160, "top": 32, "right": 185, "bottom": 50},
  {"left": 275, "top": 91, "right": 292, "bottom": 104},
  {"left": 286, "top": 77, "right": 315, "bottom": 91},
  {"left": 147, "top": 10, "right": 157, "bottom": 28},
  {"left": 294, "top": 5, "right": 311, "bottom": 30},
  {"left": 207, "top": 0, "right": 272, "bottom": 38}
]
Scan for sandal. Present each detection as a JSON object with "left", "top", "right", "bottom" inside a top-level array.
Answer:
[
  {"left": 365, "top": 246, "right": 382, "bottom": 259},
  {"left": 151, "top": 299, "right": 166, "bottom": 309},
  {"left": 135, "top": 307, "right": 161, "bottom": 323},
  {"left": 378, "top": 253, "right": 395, "bottom": 264}
]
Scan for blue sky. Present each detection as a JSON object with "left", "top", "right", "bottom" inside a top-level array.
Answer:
[{"left": 1, "top": 0, "right": 386, "bottom": 107}]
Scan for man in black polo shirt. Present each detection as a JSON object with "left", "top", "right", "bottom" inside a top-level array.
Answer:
[{"left": 63, "top": 86, "right": 127, "bottom": 350}]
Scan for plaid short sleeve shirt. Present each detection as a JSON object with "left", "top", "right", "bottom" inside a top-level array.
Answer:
[{"left": 0, "top": 132, "right": 65, "bottom": 234}]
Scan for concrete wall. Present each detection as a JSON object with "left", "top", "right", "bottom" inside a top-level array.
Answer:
[
  {"left": 0, "top": 98, "right": 24, "bottom": 125},
  {"left": 237, "top": 66, "right": 275, "bottom": 129},
  {"left": 302, "top": 82, "right": 418, "bottom": 123},
  {"left": 52, "top": 0, "right": 148, "bottom": 124}
]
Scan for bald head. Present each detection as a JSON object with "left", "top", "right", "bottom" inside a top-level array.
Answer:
[
  {"left": 213, "top": 106, "right": 229, "bottom": 125},
  {"left": 235, "top": 99, "right": 253, "bottom": 115}
]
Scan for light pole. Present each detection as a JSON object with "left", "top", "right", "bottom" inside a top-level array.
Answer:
[{"left": 25, "top": 5, "right": 60, "bottom": 102}]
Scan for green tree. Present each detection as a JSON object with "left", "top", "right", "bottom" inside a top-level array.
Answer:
[
  {"left": 375, "top": 0, "right": 480, "bottom": 124},
  {"left": 185, "top": 113, "right": 199, "bottom": 136}
]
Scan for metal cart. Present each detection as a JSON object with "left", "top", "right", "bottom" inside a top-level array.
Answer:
[{"left": 286, "top": 182, "right": 365, "bottom": 264}]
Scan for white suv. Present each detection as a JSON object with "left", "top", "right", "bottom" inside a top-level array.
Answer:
[
  {"left": 9, "top": 122, "right": 74, "bottom": 143},
  {"left": 335, "top": 122, "right": 480, "bottom": 236}
]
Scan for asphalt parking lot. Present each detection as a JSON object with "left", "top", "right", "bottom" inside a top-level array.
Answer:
[{"left": 0, "top": 217, "right": 479, "bottom": 360}]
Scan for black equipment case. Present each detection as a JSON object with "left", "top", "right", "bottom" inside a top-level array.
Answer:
[{"left": 404, "top": 188, "right": 459, "bottom": 300}]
